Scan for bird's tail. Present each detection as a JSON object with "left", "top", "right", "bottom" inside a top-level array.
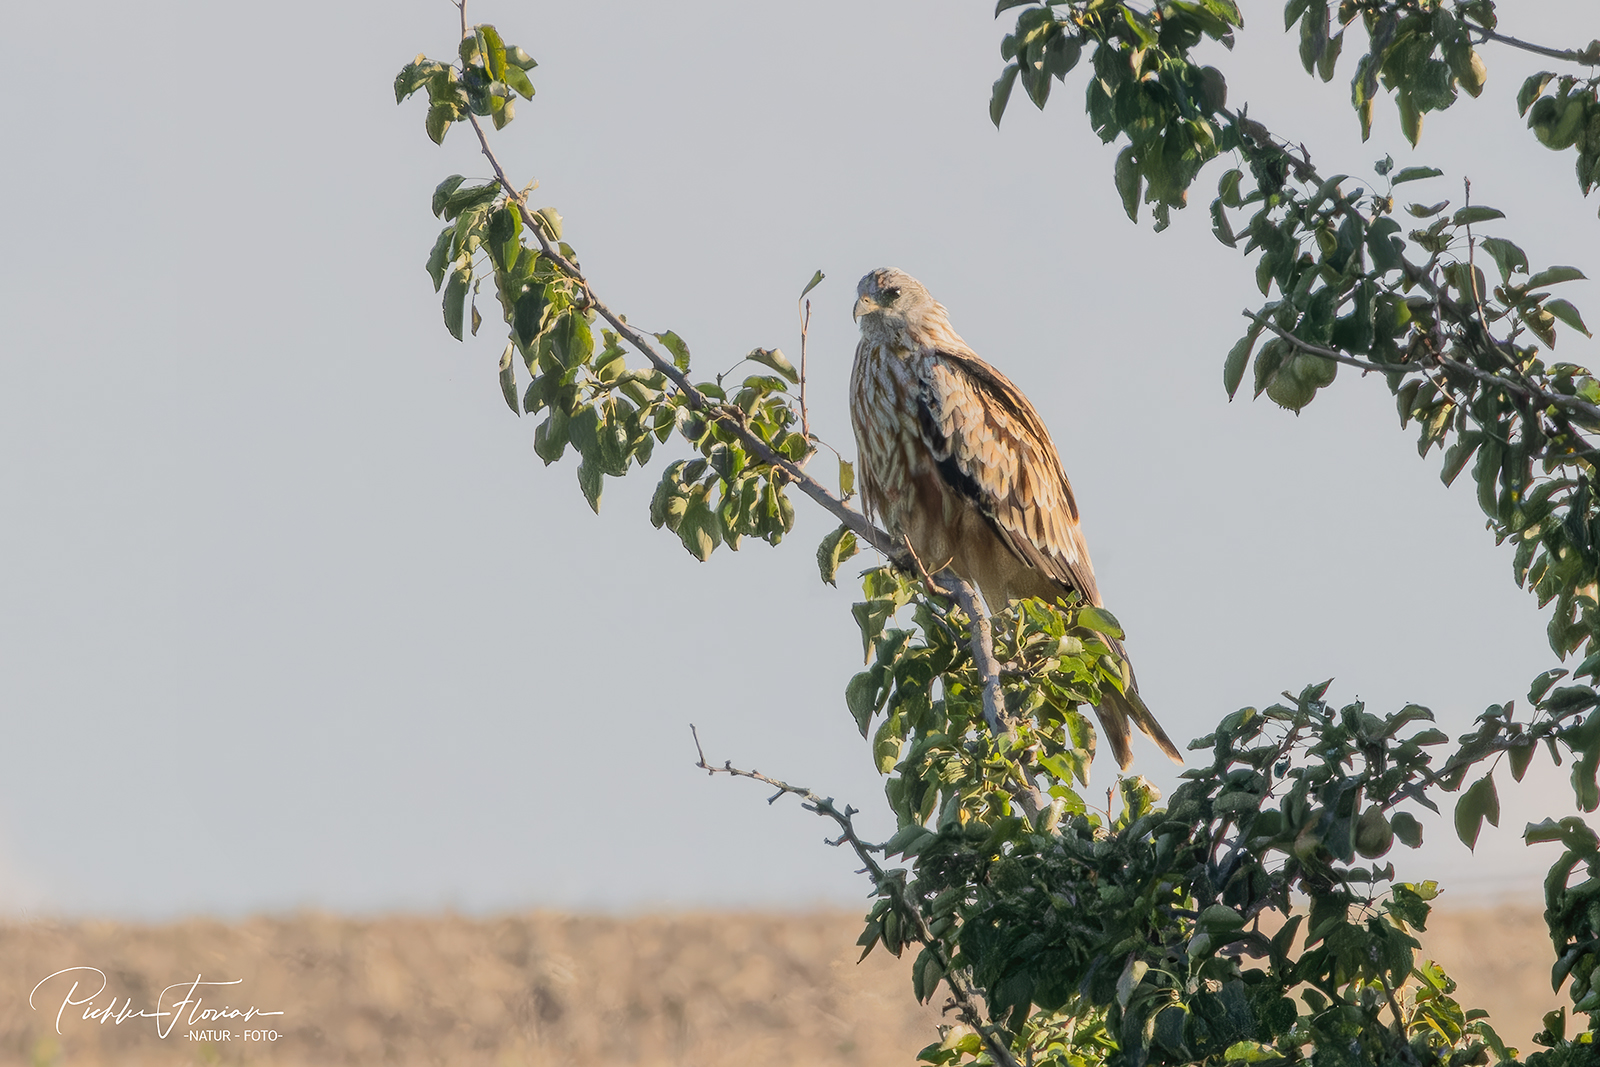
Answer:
[
  {"left": 1093, "top": 636, "right": 1184, "bottom": 770},
  {"left": 1096, "top": 685, "right": 1184, "bottom": 770}
]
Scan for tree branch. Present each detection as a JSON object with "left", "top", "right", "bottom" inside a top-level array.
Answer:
[
  {"left": 935, "top": 573, "right": 1048, "bottom": 822},
  {"left": 462, "top": 110, "right": 900, "bottom": 559},
  {"left": 1241, "top": 310, "right": 1412, "bottom": 376},
  {"left": 689, "top": 726, "right": 1022, "bottom": 1067},
  {"left": 1473, "top": 28, "right": 1600, "bottom": 66},
  {"left": 1231, "top": 117, "right": 1600, "bottom": 433}
]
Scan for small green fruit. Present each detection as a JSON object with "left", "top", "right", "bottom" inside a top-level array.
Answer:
[{"left": 1355, "top": 805, "right": 1395, "bottom": 859}]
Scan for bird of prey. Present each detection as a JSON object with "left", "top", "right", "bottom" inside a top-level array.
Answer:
[{"left": 848, "top": 267, "right": 1180, "bottom": 770}]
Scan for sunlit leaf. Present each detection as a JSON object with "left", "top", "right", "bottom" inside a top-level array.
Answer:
[{"left": 748, "top": 347, "right": 799, "bottom": 383}]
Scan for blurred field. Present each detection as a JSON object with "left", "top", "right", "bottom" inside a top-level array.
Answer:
[{"left": 0, "top": 905, "right": 1562, "bottom": 1067}]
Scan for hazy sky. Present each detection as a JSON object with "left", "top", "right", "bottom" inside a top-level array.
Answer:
[{"left": 1, "top": 1, "right": 1595, "bottom": 918}]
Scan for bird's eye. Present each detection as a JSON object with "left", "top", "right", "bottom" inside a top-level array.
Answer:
[{"left": 882, "top": 287, "right": 901, "bottom": 301}]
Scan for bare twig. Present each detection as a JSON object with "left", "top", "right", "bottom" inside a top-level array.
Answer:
[
  {"left": 1473, "top": 27, "right": 1600, "bottom": 66},
  {"left": 799, "top": 295, "right": 813, "bottom": 444},
  {"left": 689, "top": 725, "right": 1022, "bottom": 1067}
]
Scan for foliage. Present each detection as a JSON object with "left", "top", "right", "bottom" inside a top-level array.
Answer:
[
  {"left": 396, "top": 3, "right": 1600, "bottom": 1066},
  {"left": 397, "top": 24, "right": 820, "bottom": 555}
]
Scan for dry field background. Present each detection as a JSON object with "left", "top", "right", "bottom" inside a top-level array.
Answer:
[{"left": 0, "top": 905, "right": 1561, "bottom": 1067}]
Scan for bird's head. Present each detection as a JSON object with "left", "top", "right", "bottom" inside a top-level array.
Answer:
[{"left": 853, "top": 268, "right": 934, "bottom": 334}]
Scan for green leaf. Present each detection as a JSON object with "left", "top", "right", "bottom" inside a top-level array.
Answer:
[
  {"left": 747, "top": 347, "right": 799, "bottom": 383},
  {"left": 490, "top": 94, "right": 515, "bottom": 131},
  {"left": 394, "top": 57, "right": 439, "bottom": 103},
  {"left": 846, "top": 671, "right": 881, "bottom": 736},
  {"left": 1211, "top": 198, "right": 1237, "bottom": 247},
  {"left": 479, "top": 24, "right": 507, "bottom": 81},
  {"left": 800, "top": 269, "right": 825, "bottom": 300},
  {"left": 1480, "top": 237, "right": 1528, "bottom": 281},
  {"left": 1406, "top": 200, "right": 1449, "bottom": 218},
  {"left": 1116, "top": 957, "right": 1149, "bottom": 1010},
  {"left": 1398, "top": 91, "right": 1423, "bottom": 145},
  {"left": 1317, "top": 31, "right": 1343, "bottom": 83},
  {"left": 1518, "top": 72, "right": 1554, "bottom": 116},
  {"left": 1224, "top": 1041, "right": 1287, "bottom": 1065},
  {"left": 818, "top": 525, "right": 861, "bottom": 587},
  {"left": 1078, "top": 606, "right": 1125, "bottom": 641},
  {"left": 677, "top": 488, "right": 721, "bottom": 561},
  {"left": 1454, "top": 774, "right": 1500, "bottom": 850},
  {"left": 425, "top": 103, "right": 454, "bottom": 145},
  {"left": 650, "top": 463, "right": 687, "bottom": 530},
  {"left": 443, "top": 266, "right": 470, "bottom": 340},
  {"left": 567, "top": 404, "right": 601, "bottom": 461},
  {"left": 1392, "top": 166, "right": 1443, "bottom": 185},
  {"left": 1392, "top": 811, "right": 1424, "bottom": 848},
  {"left": 1453, "top": 205, "right": 1505, "bottom": 226},
  {"left": 1546, "top": 298, "right": 1592, "bottom": 338},
  {"left": 1510, "top": 741, "right": 1537, "bottom": 782},
  {"left": 655, "top": 330, "right": 692, "bottom": 371},
  {"left": 576, "top": 460, "right": 603, "bottom": 513},
  {"left": 432, "top": 175, "right": 466, "bottom": 217},
  {"left": 425, "top": 226, "right": 454, "bottom": 290},
  {"left": 512, "top": 285, "right": 549, "bottom": 347},
  {"left": 839, "top": 458, "right": 855, "bottom": 499},
  {"left": 1297, "top": 6, "right": 1324, "bottom": 76},
  {"left": 533, "top": 407, "right": 569, "bottom": 463},
  {"left": 1367, "top": 217, "right": 1404, "bottom": 274},
  {"left": 1439, "top": 431, "right": 1483, "bottom": 487},
  {"left": 1224, "top": 323, "right": 1262, "bottom": 400},
  {"left": 534, "top": 206, "right": 563, "bottom": 240},
  {"left": 504, "top": 63, "right": 535, "bottom": 100},
  {"left": 1114, "top": 146, "right": 1141, "bottom": 222},
  {"left": 1528, "top": 266, "right": 1588, "bottom": 288},
  {"left": 912, "top": 946, "right": 944, "bottom": 1004},
  {"left": 1218, "top": 168, "right": 1244, "bottom": 207},
  {"left": 487, "top": 206, "right": 522, "bottom": 271},
  {"left": 990, "top": 63, "right": 1019, "bottom": 127},
  {"left": 549, "top": 311, "right": 594, "bottom": 369},
  {"left": 497, "top": 342, "right": 519, "bottom": 415},
  {"left": 441, "top": 181, "right": 501, "bottom": 220}
]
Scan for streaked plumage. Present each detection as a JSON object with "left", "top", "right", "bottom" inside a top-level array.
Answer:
[{"left": 848, "top": 267, "right": 1180, "bottom": 770}]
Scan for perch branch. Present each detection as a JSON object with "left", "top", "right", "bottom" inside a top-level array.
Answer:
[{"left": 933, "top": 573, "right": 1049, "bottom": 822}]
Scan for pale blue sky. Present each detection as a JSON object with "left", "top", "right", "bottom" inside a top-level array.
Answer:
[{"left": 0, "top": 1, "right": 1595, "bottom": 917}]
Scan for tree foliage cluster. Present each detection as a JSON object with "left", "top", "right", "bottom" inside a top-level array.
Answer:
[{"left": 397, "top": 3, "right": 1600, "bottom": 1065}]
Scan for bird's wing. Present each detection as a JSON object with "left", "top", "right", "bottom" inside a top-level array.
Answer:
[{"left": 916, "top": 346, "right": 1101, "bottom": 606}]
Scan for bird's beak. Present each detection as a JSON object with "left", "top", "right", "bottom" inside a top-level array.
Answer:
[{"left": 852, "top": 294, "right": 877, "bottom": 323}]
